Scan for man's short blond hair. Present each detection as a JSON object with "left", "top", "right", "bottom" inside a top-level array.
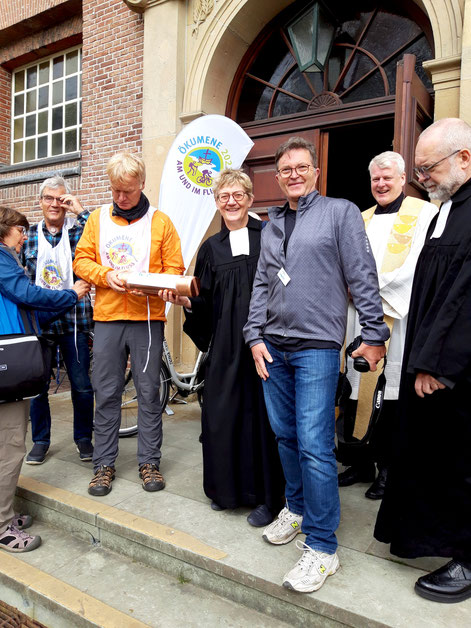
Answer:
[{"left": 106, "top": 152, "right": 146, "bottom": 185}]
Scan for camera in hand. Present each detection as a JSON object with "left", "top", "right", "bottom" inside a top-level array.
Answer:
[{"left": 346, "top": 336, "right": 370, "bottom": 372}]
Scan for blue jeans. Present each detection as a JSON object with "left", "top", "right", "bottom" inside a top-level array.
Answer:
[
  {"left": 262, "top": 340, "right": 340, "bottom": 554},
  {"left": 30, "top": 332, "right": 94, "bottom": 445}
]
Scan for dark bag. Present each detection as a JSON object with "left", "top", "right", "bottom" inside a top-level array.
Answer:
[
  {"left": 0, "top": 308, "right": 52, "bottom": 404},
  {"left": 336, "top": 337, "right": 387, "bottom": 449}
]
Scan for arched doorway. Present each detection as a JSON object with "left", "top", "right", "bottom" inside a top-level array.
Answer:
[{"left": 226, "top": 1, "right": 435, "bottom": 211}]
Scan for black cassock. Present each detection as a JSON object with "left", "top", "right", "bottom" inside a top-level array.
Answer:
[
  {"left": 184, "top": 217, "right": 284, "bottom": 511},
  {"left": 374, "top": 179, "right": 471, "bottom": 562}
]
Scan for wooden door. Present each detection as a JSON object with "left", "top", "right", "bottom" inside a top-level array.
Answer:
[{"left": 393, "top": 53, "right": 434, "bottom": 198}]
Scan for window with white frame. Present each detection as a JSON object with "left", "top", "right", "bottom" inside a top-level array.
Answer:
[{"left": 12, "top": 47, "right": 82, "bottom": 164}]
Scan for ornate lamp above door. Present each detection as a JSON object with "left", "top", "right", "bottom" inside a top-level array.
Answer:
[{"left": 287, "top": 1, "right": 336, "bottom": 73}]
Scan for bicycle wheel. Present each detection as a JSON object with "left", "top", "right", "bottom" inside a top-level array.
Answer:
[{"left": 119, "top": 361, "right": 171, "bottom": 437}]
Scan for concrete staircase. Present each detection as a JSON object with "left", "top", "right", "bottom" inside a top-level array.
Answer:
[{"left": 1, "top": 395, "right": 469, "bottom": 627}]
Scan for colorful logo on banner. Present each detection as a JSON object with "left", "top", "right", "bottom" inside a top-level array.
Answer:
[
  {"left": 159, "top": 114, "right": 254, "bottom": 272},
  {"left": 39, "top": 262, "right": 64, "bottom": 289},
  {"left": 177, "top": 136, "right": 234, "bottom": 196},
  {"left": 104, "top": 236, "right": 138, "bottom": 270}
]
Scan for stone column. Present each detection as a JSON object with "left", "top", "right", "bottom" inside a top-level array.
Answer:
[{"left": 460, "top": 0, "right": 471, "bottom": 124}]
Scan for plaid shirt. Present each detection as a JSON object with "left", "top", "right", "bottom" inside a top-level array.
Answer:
[{"left": 22, "top": 210, "right": 94, "bottom": 336}]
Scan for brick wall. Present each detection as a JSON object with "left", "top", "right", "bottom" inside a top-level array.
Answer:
[
  {"left": 0, "top": 0, "right": 144, "bottom": 221},
  {"left": 80, "top": 0, "right": 144, "bottom": 209}
]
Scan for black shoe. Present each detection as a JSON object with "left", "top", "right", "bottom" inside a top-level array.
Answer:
[
  {"left": 210, "top": 501, "right": 226, "bottom": 511},
  {"left": 76, "top": 439, "right": 93, "bottom": 462},
  {"left": 365, "top": 467, "right": 387, "bottom": 500},
  {"left": 338, "top": 464, "right": 375, "bottom": 487},
  {"left": 88, "top": 466, "right": 115, "bottom": 496},
  {"left": 25, "top": 443, "right": 49, "bottom": 465},
  {"left": 415, "top": 560, "right": 471, "bottom": 603},
  {"left": 247, "top": 505, "right": 274, "bottom": 527}
]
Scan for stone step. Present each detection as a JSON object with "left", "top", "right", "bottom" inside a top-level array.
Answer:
[
  {"left": 0, "top": 518, "right": 291, "bottom": 628},
  {"left": 13, "top": 474, "right": 471, "bottom": 628}
]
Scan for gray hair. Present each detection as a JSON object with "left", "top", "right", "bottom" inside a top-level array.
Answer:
[
  {"left": 39, "top": 175, "right": 70, "bottom": 198},
  {"left": 419, "top": 118, "right": 471, "bottom": 156},
  {"left": 213, "top": 168, "right": 253, "bottom": 198},
  {"left": 275, "top": 136, "right": 318, "bottom": 169},
  {"left": 368, "top": 151, "right": 405, "bottom": 176}
]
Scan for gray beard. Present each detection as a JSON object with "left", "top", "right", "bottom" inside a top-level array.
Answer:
[{"left": 425, "top": 164, "right": 466, "bottom": 202}]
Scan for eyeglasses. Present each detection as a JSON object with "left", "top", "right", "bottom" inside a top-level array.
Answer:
[
  {"left": 277, "top": 164, "right": 313, "bottom": 179},
  {"left": 15, "top": 226, "right": 27, "bottom": 236},
  {"left": 217, "top": 191, "right": 247, "bottom": 203},
  {"left": 42, "top": 194, "right": 63, "bottom": 204},
  {"left": 414, "top": 150, "right": 461, "bottom": 180}
]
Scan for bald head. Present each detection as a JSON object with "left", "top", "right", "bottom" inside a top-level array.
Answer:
[{"left": 415, "top": 118, "right": 471, "bottom": 202}]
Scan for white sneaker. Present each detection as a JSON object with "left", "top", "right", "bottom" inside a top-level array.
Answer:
[
  {"left": 283, "top": 540, "right": 339, "bottom": 592},
  {"left": 262, "top": 506, "right": 303, "bottom": 545}
]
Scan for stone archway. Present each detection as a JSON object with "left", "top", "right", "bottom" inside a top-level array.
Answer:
[{"left": 181, "top": 0, "right": 463, "bottom": 122}]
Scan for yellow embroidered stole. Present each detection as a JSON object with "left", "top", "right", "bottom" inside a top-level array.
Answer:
[{"left": 353, "top": 196, "right": 426, "bottom": 439}]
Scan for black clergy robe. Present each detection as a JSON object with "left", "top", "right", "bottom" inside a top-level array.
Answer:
[
  {"left": 374, "top": 178, "right": 471, "bottom": 562},
  {"left": 183, "top": 217, "right": 284, "bottom": 511}
]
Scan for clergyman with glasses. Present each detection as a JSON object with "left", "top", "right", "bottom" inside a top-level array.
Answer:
[
  {"left": 159, "top": 169, "right": 284, "bottom": 527},
  {"left": 244, "top": 136, "right": 389, "bottom": 593},
  {"left": 375, "top": 118, "right": 471, "bottom": 604},
  {"left": 22, "top": 175, "right": 94, "bottom": 466}
]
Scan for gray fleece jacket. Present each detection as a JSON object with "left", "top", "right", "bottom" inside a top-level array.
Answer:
[{"left": 243, "top": 190, "right": 389, "bottom": 348}]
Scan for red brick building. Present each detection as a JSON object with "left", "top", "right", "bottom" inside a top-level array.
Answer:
[{"left": 0, "top": 0, "right": 143, "bottom": 220}]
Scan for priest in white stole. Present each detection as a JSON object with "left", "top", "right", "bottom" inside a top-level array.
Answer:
[{"left": 337, "top": 151, "right": 436, "bottom": 499}]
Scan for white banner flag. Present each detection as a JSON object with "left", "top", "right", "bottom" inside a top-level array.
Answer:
[{"left": 158, "top": 115, "right": 254, "bottom": 271}]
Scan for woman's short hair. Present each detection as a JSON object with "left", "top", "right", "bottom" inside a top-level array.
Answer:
[
  {"left": 39, "top": 175, "right": 70, "bottom": 198},
  {"left": 106, "top": 152, "right": 146, "bottom": 185},
  {"left": 0, "top": 206, "right": 29, "bottom": 241},
  {"left": 213, "top": 168, "right": 253, "bottom": 199}
]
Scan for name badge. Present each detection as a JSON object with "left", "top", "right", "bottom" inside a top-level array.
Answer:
[{"left": 277, "top": 267, "right": 291, "bottom": 286}]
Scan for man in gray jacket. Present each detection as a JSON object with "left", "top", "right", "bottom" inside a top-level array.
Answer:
[{"left": 244, "top": 136, "right": 388, "bottom": 593}]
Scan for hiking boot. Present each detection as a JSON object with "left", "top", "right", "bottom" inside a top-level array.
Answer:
[
  {"left": 139, "top": 464, "right": 165, "bottom": 492},
  {"left": 283, "top": 540, "right": 340, "bottom": 593},
  {"left": 0, "top": 525, "right": 41, "bottom": 553},
  {"left": 88, "top": 466, "right": 115, "bottom": 496},
  {"left": 11, "top": 514, "right": 33, "bottom": 530},
  {"left": 25, "top": 443, "right": 49, "bottom": 465},
  {"left": 76, "top": 439, "right": 93, "bottom": 462},
  {"left": 262, "top": 506, "right": 303, "bottom": 545}
]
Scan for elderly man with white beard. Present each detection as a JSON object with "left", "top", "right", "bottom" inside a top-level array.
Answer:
[{"left": 374, "top": 118, "right": 471, "bottom": 604}]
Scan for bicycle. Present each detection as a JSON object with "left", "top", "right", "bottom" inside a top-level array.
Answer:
[{"left": 119, "top": 337, "right": 207, "bottom": 437}]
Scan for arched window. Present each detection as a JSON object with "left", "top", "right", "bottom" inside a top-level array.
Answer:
[{"left": 230, "top": 2, "right": 433, "bottom": 123}]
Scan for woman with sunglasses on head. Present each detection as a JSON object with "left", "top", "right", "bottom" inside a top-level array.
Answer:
[
  {"left": 160, "top": 169, "right": 284, "bottom": 527},
  {"left": 0, "top": 206, "right": 89, "bottom": 553}
]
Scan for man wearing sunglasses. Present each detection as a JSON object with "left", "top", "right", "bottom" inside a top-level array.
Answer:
[
  {"left": 244, "top": 136, "right": 389, "bottom": 593},
  {"left": 375, "top": 118, "right": 471, "bottom": 604},
  {"left": 22, "top": 175, "right": 94, "bottom": 465}
]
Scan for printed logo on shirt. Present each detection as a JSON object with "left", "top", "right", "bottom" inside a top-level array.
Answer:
[
  {"left": 38, "top": 261, "right": 64, "bottom": 289},
  {"left": 104, "top": 236, "right": 140, "bottom": 271}
]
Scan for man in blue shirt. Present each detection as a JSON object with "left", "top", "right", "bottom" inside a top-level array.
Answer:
[{"left": 22, "top": 175, "right": 94, "bottom": 465}]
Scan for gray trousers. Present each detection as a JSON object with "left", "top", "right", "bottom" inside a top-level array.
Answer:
[
  {"left": 0, "top": 400, "right": 29, "bottom": 533},
  {"left": 92, "top": 320, "right": 164, "bottom": 470}
]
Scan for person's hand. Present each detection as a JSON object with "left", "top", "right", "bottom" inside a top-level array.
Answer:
[
  {"left": 158, "top": 289, "right": 191, "bottom": 309},
  {"left": 58, "top": 193, "right": 84, "bottom": 215},
  {"left": 351, "top": 342, "right": 386, "bottom": 372},
  {"left": 72, "top": 279, "right": 91, "bottom": 299},
  {"left": 415, "top": 373, "right": 446, "bottom": 398},
  {"left": 251, "top": 342, "right": 273, "bottom": 381},
  {"left": 106, "top": 270, "right": 126, "bottom": 293}
]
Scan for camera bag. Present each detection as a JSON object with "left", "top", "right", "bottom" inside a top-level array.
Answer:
[{"left": 0, "top": 307, "right": 52, "bottom": 403}]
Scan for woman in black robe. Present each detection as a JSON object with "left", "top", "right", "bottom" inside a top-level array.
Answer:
[{"left": 160, "top": 169, "right": 284, "bottom": 527}]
